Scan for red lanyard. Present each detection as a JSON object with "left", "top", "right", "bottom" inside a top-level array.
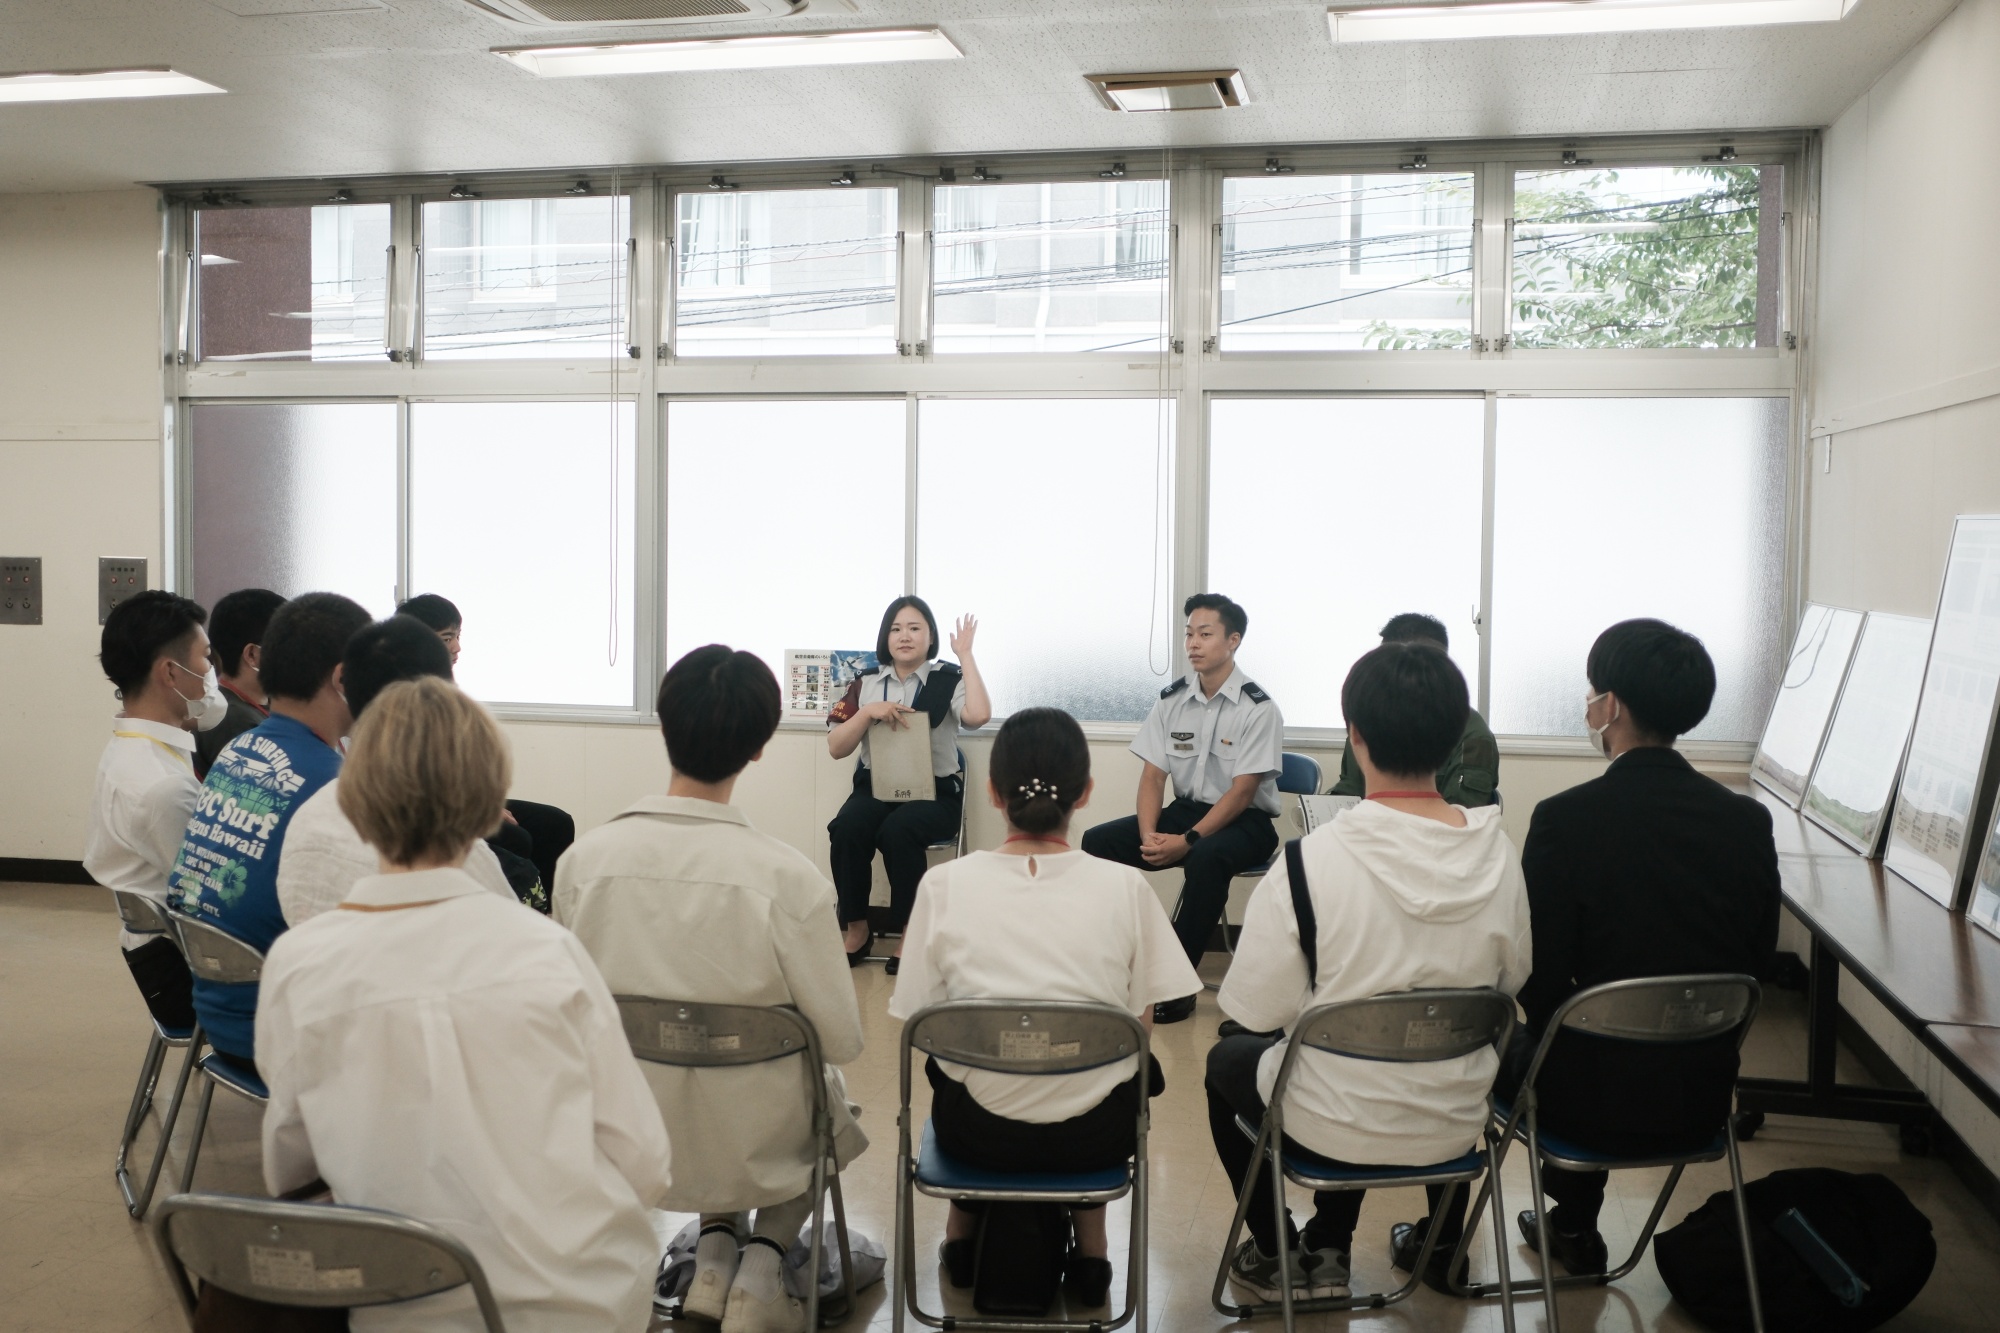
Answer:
[
  {"left": 1367, "top": 791, "right": 1443, "bottom": 801},
  {"left": 1003, "top": 835, "right": 1070, "bottom": 849}
]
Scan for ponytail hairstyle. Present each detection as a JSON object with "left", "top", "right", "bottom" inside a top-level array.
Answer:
[{"left": 989, "top": 707, "right": 1091, "bottom": 838}]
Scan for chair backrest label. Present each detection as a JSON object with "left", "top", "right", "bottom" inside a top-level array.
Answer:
[
  {"left": 246, "top": 1245, "right": 364, "bottom": 1292},
  {"left": 1402, "top": 1018, "right": 1466, "bottom": 1049},
  {"left": 657, "top": 1022, "right": 742, "bottom": 1054},
  {"left": 997, "top": 1031, "right": 1081, "bottom": 1061},
  {"left": 1660, "top": 1001, "right": 1718, "bottom": 1033}
]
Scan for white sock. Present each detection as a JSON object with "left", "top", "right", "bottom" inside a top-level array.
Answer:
[
  {"left": 696, "top": 1224, "right": 740, "bottom": 1273},
  {"left": 733, "top": 1239, "right": 786, "bottom": 1302}
]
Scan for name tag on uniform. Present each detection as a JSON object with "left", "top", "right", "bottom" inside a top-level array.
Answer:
[
  {"left": 1220, "top": 737, "right": 1234, "bottom": 746},
  {"left": 1171, "top": 730, "right": 1195, "bottom": 752}
]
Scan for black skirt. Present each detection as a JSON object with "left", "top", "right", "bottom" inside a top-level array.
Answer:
[{"left": 926, "top": 1055, "right": 1165, "bottom": 1177}]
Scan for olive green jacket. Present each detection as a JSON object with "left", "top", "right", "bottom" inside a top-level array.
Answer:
[{"left": 1329, "top": 709, "right": 1500, "bottom": 807}]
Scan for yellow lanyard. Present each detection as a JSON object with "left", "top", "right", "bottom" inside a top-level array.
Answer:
[{"left": 114, "top": 730, "right": 194, "bottom": 771}]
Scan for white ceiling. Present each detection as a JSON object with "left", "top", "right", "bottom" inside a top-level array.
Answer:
[{"left": 0, "top": 0, "right": 1959, "bottom": 193}]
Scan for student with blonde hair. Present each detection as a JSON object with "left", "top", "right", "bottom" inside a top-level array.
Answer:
[{"left": 257, "top": 677, "right": 672, "bottom": 1333}]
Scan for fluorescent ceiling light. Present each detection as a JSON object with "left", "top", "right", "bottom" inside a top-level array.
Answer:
[
  {"left": 1328, "top": 0, "right": 1857, "bottom": 41},
  {"left": 496, "top": 26, "right": 962, "bottom": 77},
  {"left": 0, "top": 67, "right": 226, "bottom": 104}
]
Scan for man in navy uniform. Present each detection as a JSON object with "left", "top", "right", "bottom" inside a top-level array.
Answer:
[{"left": 1082, "top": 593, "right": 1284, "bottom": 1023}]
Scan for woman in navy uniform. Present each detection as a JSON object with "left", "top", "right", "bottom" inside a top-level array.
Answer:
[{"left": 827, "top": 596, "right": 991, "bottom": 971}]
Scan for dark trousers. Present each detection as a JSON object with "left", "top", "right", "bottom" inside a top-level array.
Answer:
[
  {"left": 928, "top": 1057, "right": 1155, "bottom": 1205},
  {"left": 502, "top": 798, "right": 575, "bottom": 892},
  {"left": 1206, "top": 1035, "right": 1467, "bottom": 1256},
  {"left": 1080, "top": 800, "right": 1278, "bottom": 965},
  {"left": 828, "top": 767, "right": 963, "bottom": 932},
  {"left": 122, "top": 935, "right": 196, "bottom": 1032}
]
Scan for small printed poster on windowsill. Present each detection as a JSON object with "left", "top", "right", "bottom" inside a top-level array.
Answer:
[{"left": 786, "top": 649, "right": 878, "bottom": 719}]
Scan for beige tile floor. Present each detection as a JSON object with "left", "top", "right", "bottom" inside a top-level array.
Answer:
[{"left": 7, "top": 879, "right": 2000, "bottom": 1333}]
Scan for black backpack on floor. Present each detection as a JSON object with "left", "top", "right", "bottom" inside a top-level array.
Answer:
[
  {"left": 972, "top": 1202, "right": 1069, "bottom": 1317},
  {"left": 1654, "top": 1167, "right": 1935, "bottom": 1333}
]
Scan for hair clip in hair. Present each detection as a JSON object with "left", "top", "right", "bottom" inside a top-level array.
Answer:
[{"left": 1016, "top": 777, "right": 1059, "bottom": 801}]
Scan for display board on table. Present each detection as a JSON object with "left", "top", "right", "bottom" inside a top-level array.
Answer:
[
  {"left": 1753, "top": 604, "right": 1864, "bottom": 809},
  {"left": 1801, "top": 612, "right": 1932, "bottom": 857}
]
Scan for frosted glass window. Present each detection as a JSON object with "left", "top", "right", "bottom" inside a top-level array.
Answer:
[
  {"left": 1209, "top": 398, "right": 1484, "bottom": 728},
  {"left": 1490, "top": 397, "right": 1787, "bottom": 740},
  {"left": 1221, "top": 175, "right": 1474, "bottom": 352},
  {"left": 917, "top": 399, "right": 1173, "bottom": 720},
  {"left": 674, "top": 188, "right": 898, "bottom": 357},
  {"left": 197, "top": 205, "right": 389, "bottom": 362},
  {"left": 188, "top": 403, "right": 398, "bottom": 616},
  {"left": 422, "top": 195, "right": 629, "bottom": 359},
  {"left": 931, "top": 181, "right": 1169, "bottom": 354},
  {"left": 408, "top": 401, "right": 636, "bottom": 707},
  {"left": 665, "top": 399, "right": 904, "bottom": 674}
]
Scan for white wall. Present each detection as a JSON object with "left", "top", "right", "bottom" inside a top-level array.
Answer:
[{"left": 1809, "top": 0, "right": 2000, "bottom": 1177}]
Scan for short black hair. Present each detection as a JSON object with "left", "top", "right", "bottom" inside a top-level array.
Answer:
[
  {"left": 989, "top": 707, "right": 1092, "bottom": 837},
  {"left": 875, "top": 596, "right": 940, "bottom": 663},
  {"left": 657, "top": 645, "right": 782, "bottom": 783},
  {"left": 1340, "top": 642, "right": 1469, "bottom": 780},
  {"left": 343, "top": 616, "right": 454, "bottom": 719},
  {"left": 1184, "top": 593, "right": 1247, "bottom": 639},
  {"left": 99, "top": 590, "right": 207, "bottom": 699},
  {"left": 396, "top": 593, "right": 462, "bottom": 634},
  {"left": 259, "top": 593, "right": 372, "bottom": 703},
  {"left": 207, "top": 588, "right": 286, "bottom": 677},
  {"left": 1586, "top": 618, "right": 1715, "bottom": 741},
  {"left": 1380, "top": 612, "right": 1449, "bottom": 651}
]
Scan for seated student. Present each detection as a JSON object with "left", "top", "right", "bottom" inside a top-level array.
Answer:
[
  {"left": 1505, "top": 618, "right": 1779, "bottom": 1276},
  {"left": 169, "top": 592, "right": 372, "bottom": 1068},
  {"left": 276, "top": 616, "right": 520, "bottom": 925},
  {"left": 84, "top": 591, "right": 219, "bottom": 1030},
  {"left": 1080, "top": 593, "right": 1282, "bottom": 1022},
  {"left": 558, "top": 645, "right": 866, "bottom": 1333},
  {"left": 825, "top": 598, "right": 991, "bottom": 971},
  {"left": 259, "top": 677, "right": 672, "bottom": 1333},
  {"left": 194, "top": 587, "right": 285, "bottom": 779},
  {"left": 1329, "top": 613, "right": 1498, "bottom": 808},
  {"left": 891, "top": 707, "right": 1201, "bottom": 1308},
  {"left": 1208, "top": 643, "right": 1530, "bottom": 1303},
  {"left": 399, "top": 591, "right": 577, "bottom": 893}
]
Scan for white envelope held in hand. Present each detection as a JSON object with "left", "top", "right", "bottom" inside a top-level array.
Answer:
[{"left": 869, "top": 714, "right": 936, "bottom": 804}]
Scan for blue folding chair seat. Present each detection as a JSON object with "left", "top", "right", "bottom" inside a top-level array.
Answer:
[
  {"left": 199, "top": 1051, "right": 268, "bottom": 1102},
  {"left": 916, "top": 1120, "right": 1131, "bottom": 1198},
  {"left": 1232, "top": 1114, "right": 1486, "bottom": 1185},
  {"left": 1491, "top": 1099, "right": 1728, "bottom": 1168}
]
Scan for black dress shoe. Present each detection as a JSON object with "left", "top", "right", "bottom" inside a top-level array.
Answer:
[
  {"left": 1517, "top": 1210, "right": 1609, "bottom": 1275},
  {"left": 1063, "top": 1253, "right": 1114, "bottom": 1307},
  {"left": 1388, "top": 1220, "right": 1468, "bottom": 1295},
  {"left": 846, "top": 933, "right": 871, "bottom": 967},
  {"left": 940, "top": 1239, "right": 976, "bottom": 1289},
  {"left": 884, "top": 955, "right": 901, "bottom": 976},
  {"left": 1153, "top": 993, "right": 1198, "bottom": 1024}
]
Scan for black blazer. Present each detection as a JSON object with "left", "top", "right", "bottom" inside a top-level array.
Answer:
[{"left": 1515, "top": 746, "right": 1780, "bottom": 1151}]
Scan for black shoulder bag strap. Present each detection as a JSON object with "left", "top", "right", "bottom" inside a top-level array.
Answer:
[
  {"left": 913, "top": 661, "right": 962, "bottom": 729},
  {"left": 1283, "top": 837, "right": 1318, "bottom": 990}
]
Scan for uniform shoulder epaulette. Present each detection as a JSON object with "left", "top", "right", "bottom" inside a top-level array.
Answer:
[
  {"left": 1160, "top": 676, "right": 1191, "bottom": 699},
  {"left": 1242, "top": 680, "right": 1271, "bottom": 704}
]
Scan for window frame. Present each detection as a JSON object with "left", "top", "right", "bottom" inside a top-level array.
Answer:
[{"left": 162, "top": 134, "right": 1809, "bottom": 753}]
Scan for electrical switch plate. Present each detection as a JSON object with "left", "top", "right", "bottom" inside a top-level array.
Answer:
[
  {"left": 100, "top": 558, "right": 147, "bottom": 624},
  {"left": 0, "top": 558, "right": 42, "bottom": 626}
]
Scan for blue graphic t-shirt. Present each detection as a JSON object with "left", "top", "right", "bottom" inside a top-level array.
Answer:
[{"left": 169, "top": 713, "right": 342, "bottom": 1061}]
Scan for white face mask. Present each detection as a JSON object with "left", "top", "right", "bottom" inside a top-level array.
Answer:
[
  {"left": 170, "top": 660, "right": 231, "bottom": 732},
  {"left": 1584, "top": 690, "right": 1619, "bottom": 759}
]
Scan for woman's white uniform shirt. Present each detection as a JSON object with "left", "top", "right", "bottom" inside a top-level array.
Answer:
[
  {"left": 852, "top": 661, "right": 968, "bottom": 777},
  {"left": 890, "top": 849, "right": 1200, "bottom": 1122},
  {"left": 257, "top": 867, "right": 672, "bottom": 1333}
]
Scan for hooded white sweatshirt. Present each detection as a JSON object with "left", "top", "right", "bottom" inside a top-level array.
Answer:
[{"left": 1218, "top": 799, "right": 1532, "bottom": 1166}]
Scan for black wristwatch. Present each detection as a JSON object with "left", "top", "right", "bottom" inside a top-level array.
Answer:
[{"left": 1183, "top": 828, "right": 1203, "bottom": 846}]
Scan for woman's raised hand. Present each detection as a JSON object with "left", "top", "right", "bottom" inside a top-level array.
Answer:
[{"left": 951, "top": 614, "right": 979, "bottom": 660}]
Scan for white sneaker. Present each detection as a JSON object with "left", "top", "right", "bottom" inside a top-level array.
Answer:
[
  {"left": 683, "top": 1243, "right": 740, "bottom": 1323},
  {"left": 720, "top": 1283, "right": 807, "bottom": 1333}
]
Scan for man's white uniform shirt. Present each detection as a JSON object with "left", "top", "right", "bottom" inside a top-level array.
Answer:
[
  {"left": 1130, "top": 665, "right": 1284, "bottom": 814},
  {"left": 276, "top": 778, "right": 516, "bottom": 925},
  {"left": 83, "top": 717, "right": 203, "bottom": 950},
  {"left": 257, "top": 867, "right": 672, "bottom": 1333},
  {"left": 555, "top": 795, "right": 868, "bottom": 1213}
]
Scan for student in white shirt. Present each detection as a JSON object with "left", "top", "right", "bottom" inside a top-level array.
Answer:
[
  {"left": 258, "top": 677, "right": 672, "bottom": 1333},
  {"left": 276, "top": 615, "right": 517, "bottom": 926},
  {"left": 558, "top": 645, "right": 867, "bottom": 1333},
  {"left": 83, "top": 590, "right": 227, "bottom": 1030},
  {"left": 1209, "top": 643, "right": 1531, "bottom": 1306},
  {"left": 826, "top": 596, "right": 991, "bottom": 969},
  {"left": 891, "top": 707, "right": 1200, "bottom": 1308}
]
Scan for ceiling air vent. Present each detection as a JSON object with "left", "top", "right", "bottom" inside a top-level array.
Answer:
[
  {"left": 1085, "top": 69, "right": 1249, "bottom": 113},
  {"left": 466, "top": 0, "right": 807, "bottom": 26}
]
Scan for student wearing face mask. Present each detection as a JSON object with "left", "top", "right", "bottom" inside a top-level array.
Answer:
[
  {"left": 169, "top": 592, "right": 373, "bottom": 1070},
  {"left": 826, "top": 597, "right": 992, "bottom": 972},
  {"left": 194, "top": 587, "right": 286, "bottom": 779},
  {"left": 1503, "top": 619, "right": 1779, "bottom": 1280},
  {"left": 85, "top": 591, "right": 224, "bottom": 1030}
]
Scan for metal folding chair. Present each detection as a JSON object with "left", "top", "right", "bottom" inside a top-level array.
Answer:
[
  {"left": 153, "top": 1191, "right": 506, "bottom": 1331},
  {"left": 1209, "top": 988, "right": 1525, "bottom": 1333},
  {"left": 894, "top": 999, "right": 1150, "bottom": 1333},
  {"left": 615, "top": 997, "right": 856, "bottom": 1330},
  {"left": 1195, "top": 752, "right": 1324, "bottom": 985},
  {"left": 170, "top": 916, "right": 270, "bottom": 1194},
  {"left": 1449, "top": 973, "right": 1767, "bottom": 1333},
  {"left": 110, "top": 891, "right": 208, "bottom": 1219}
]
